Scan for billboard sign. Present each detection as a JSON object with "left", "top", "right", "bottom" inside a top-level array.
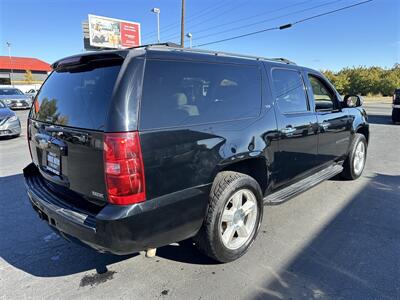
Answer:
[{"left": 88, "top": 14, "right": 141, "bottom": 49}]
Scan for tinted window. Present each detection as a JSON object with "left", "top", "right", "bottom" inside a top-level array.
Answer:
[
  {"left": 31, "top": 62, "right": 121, "bottom": 130},
  {"left": 272, "top": 69, "right": 308, "bottom": 113},
  {"left": 139, "top": 60, "right": 261, "bottom": 129},
  {"left": 0, "top": 88, "right": 24, "bottom": 95},
  {"left": 308, "top": 75, "right": 336, "bottom": 111}
]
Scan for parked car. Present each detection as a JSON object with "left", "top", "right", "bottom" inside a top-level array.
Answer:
[
  {"left": 0, "top": 99, "right": 21, "bottom": 137},
  {"left": 0, "top": 87, "right": 32, "bottom": 109},
  {"left": 25, "top": 89, "right": 39, "bottom": 100},
  {"left": 24, "top": 45, "right": 369, "bottom": 263},
  {"left": 392, "top": 88, "right": 400, "bottom": 124}
]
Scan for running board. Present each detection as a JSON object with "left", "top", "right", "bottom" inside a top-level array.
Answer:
[{"left": 263, "top": 164, "right": 343, "bottom": 205}]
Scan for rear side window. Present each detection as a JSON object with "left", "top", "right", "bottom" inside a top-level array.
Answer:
[
  {"left": 31, "top": 61, "right": 122, "bottom": 130},
  {"left": 272, "top": 69, "right": 308, "bottom": 113},
  {"left": 139, "top": 60, "right": 261, "bottom": 129}
]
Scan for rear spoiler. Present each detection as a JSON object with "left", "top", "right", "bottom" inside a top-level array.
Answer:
[{"left": 51, "top": 51, "right": 128, "bottom": 70}]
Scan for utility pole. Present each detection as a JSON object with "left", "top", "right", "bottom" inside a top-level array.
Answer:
[
  {"left": 151, "top": 8, "right": 161, "bottom": 43},
  {"left": 6, "top": 42, "right": 13, "bottom": 86},
  {"left": 180, "top": 0, "right": 185, "bottom": 48}
]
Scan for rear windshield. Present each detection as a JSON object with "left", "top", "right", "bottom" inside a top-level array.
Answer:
[{"left": 31, "top": 61, "right": 122, "bottom": 130}]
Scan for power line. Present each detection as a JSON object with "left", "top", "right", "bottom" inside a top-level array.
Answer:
[
  {"left": 143, "top": 1, "right": 230, "bottom": 36},
  {"left": 194, "top": 0, "right": 373, "bottom": 48},
  {"left": 162, "top": 0, "right": 342, "bottom": 43},
  {"left": 144, "top": 1, "right": 247, "bottom": 43},
  {"left": 192, "top": 0, "right": 343, "bottom": 42},
  {"left": 142, "top": 0, "right": 233, "bottom": 41},
  {"left": 161, "top": 1, "right": 249, "bottom": 40},
  {"left": 187, "top": 0, "right": 311, "bottom": 37}
]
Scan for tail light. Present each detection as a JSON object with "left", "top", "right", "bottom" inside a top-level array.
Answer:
[{"left": 103, "top": 131, "right": 146, "bottom": 205}]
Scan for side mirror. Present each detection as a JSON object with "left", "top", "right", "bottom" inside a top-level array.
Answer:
[{"left": 343, "top": 95, "right": 363, "bottom": 108}]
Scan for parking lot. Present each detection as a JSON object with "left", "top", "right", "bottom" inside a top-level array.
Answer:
[{"left": 0, "top": 103, "right": 399, "bottom": 299}]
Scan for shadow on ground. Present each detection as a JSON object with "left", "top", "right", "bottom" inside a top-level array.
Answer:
[
  {"left": 0, "top": 173, "right": 215, "bottom": 278},
  {"left": 0, "top": 173, "right": 135, "bottom": 277},
  {"left": 366, "top": 114, "right": 394, "bottom": 125},
  {"left": 253, "top": 173, "right": 400, "bottom": 299}
]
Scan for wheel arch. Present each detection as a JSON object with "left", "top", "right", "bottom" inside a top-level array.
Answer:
[
  {"left": 356, "top": 124, "right": 369, "bottom": 144},
  {"left": 213, "top": 157, "right": 269, "bottom": 195}
]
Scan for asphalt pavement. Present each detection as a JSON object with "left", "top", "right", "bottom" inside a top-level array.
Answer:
[{"left": 0, "top": 103, "right": 399, "bottom": 299}]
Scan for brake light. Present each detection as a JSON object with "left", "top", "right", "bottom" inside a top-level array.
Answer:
[{"left": 104, "top": 132, "right": 146, "bottom": 205}]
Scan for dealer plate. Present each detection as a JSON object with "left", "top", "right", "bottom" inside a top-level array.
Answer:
[{"left": 46, "top": 152, "right": 61, "bottom": 175}]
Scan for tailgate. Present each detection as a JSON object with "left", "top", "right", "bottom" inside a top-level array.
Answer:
[
  {"left": 28, "top": 53, "right": 125, "bottom": 203},
  {"left": 29, "top": 121, "right": 107, "bottom": 202}
]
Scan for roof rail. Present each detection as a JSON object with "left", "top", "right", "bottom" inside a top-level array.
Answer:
[
  {"left": 270, "top": 57, "right": 296, "bottom": 65},
  {"left": 129, "top": 42, "right": 181, "bottom": 50},
  {"left": 154, "top": 47, "right": 296, "bottom": 65},
  {"left": 127, "top": 42, "right": 296, "bottom": 65}
]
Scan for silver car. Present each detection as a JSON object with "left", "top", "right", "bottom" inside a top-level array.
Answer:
[
  {"left": 0, "top": 100, "right": 21, "bottom": 137},
  {"left": 0, "top": 87, "right": 32, "bottom": 109}
]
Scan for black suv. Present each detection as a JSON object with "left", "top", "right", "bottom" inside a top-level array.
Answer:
[
  {"left": 392, "top": 88, "right": 400, "bottom": 123},
  {"left": 24, "top": 45, "right": 369, "bottom": 262}
]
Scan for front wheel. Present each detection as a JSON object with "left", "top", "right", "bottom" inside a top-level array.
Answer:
[
  {"left": 341, "top": 133, "right": 367, "bottom": 180},
  {"left": 194, "top": 171, "right": 263, "bottom": 263}
]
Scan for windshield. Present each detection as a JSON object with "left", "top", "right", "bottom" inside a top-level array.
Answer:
[
  {"left": 31, "top": 60, "right": 122, "bottom": 130},
  {"left": 0, "top": 88, "right": 24, "bottom": 95}
]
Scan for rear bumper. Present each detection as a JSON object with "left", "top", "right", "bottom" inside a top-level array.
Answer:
[{"left": 24, "top": 163, "right": 209, "bottom": 255}]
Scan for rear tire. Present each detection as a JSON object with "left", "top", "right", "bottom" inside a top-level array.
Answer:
[
  {"left": 194, "top": 171, "right": 263, "bottom": 263},
  {"left": 341, "top": 133, "right": 367, "bottom": 180}
]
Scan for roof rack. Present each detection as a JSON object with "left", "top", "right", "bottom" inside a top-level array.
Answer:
[
  {"left": 143, "top": 44, "right": 296, "bottom": 65},
  {"left": 129, "top": 42, "right": 181, "bottom": 50},
  {"left": 270, "top": 57, "right": 296, "bottom": 65}
]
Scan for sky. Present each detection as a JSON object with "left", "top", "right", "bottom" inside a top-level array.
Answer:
[{"left": 0, "top": 0, "right": 399, "bottom": 71}]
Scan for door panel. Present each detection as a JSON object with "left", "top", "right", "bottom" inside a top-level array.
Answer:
[
  {"left": 306, "top": 73, "right": 352, "bottom": 165},
  {"left": 275, "top": 112, "right": 319, "bottom": 185},
  {"left": 269, "top": 67, "right": 319, "bottom": 187},
  {"left": 316, "top": 111, "right": 351, "bottom": 164}
]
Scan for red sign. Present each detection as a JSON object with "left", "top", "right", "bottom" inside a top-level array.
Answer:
[{"left": 121, "top": 22, "right": 140, "bottom": 48}]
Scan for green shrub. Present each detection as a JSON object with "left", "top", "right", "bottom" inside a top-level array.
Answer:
[{"left": 322, "top": 64, "right": 400, "bottom": 96}]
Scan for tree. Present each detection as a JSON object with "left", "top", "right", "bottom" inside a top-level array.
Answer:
[
  {"left": 24, "top": 70, "right": 34, "bottom": 84},
  {"left": 322, "top": 64, "right": 400, "bottom": 96}
]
